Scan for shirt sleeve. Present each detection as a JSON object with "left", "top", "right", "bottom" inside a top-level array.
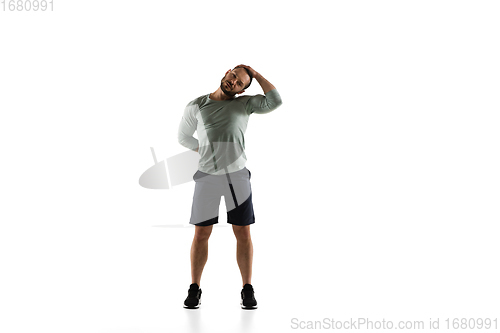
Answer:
[
  {"left": 246, "top": 88, "right": 283, "bottom": 115},
  {"left": 177, "top": 103, "right": 199, "bottom": 151}
]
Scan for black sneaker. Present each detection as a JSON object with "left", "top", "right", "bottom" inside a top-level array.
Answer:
[
  {"left": 183, "top": 283, "right": 202, "bottom": 309},
  {"left": 240, "top": 284, "right": 258, "bottom": 309}
]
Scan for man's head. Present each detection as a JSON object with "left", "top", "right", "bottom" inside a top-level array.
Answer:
[{"left": 219, "top": 67, "right": 253, "bottom": 97}]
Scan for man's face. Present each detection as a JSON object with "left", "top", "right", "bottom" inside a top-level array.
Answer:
[{"left": 220, "top": 68, "right": 251, "bottom": 97}]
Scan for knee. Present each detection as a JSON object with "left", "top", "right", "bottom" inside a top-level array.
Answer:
[
  {"left": 194, "top": 226, "right": 212, "bottom": 242},
  {"left": 233, "top": 225, "right": 251, "bottom": 242}
]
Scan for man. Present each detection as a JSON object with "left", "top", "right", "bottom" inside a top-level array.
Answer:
[{"left": 178, "top": 64, "right": 282, "bottom": 309}]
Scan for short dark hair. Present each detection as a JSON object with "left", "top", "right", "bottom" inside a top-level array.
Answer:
[{"left": 234, "top": 67, "right": 253, "bottom": 90}]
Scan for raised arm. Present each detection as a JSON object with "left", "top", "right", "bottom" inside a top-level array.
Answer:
[
  {"left": 246, "top": 89, "right": 283, "bottom": 114},
  {"left": 235, "top": 64, "right": 276, "bottom": 94},
  {"left": 235, "top": 65, "right": 283, "bottom": 114}
]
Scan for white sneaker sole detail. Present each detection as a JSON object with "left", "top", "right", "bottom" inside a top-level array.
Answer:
[
  {"left": 184, "top": 300, "right": 201, "bottom": 309},
  {"left": 240, "top": 299, "right": 257, "bottom": 309}
]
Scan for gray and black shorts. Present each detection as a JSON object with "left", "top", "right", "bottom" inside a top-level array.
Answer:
[{"left": 189, "top": 167, "right": 255, "bottom": 226}]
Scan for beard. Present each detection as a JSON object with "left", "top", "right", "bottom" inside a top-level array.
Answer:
[{"left": 220, "top": 79, "right": 237, "bottom": 97}]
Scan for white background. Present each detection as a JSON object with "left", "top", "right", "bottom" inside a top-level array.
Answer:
[{"left": 1, "top": 1, "right": 499, "bottom": 332}]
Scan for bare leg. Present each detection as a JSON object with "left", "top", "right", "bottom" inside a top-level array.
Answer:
[
  {"left": 232, "top": 225, "right": 253, "bottom": 287},
  {"left": 190, "top": 225, "right": 213, "bottom": 286}
]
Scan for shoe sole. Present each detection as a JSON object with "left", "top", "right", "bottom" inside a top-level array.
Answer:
[
  {"left": 240, "top": 300, "right": 257, "bottom": 309},
  {"left": 183, "top": 301, "right": 201, "bottom": 309}
]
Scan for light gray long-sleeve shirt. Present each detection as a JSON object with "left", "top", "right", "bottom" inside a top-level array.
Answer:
[{"left": 178, "top": 88, "right": 282, "bottom": 175}]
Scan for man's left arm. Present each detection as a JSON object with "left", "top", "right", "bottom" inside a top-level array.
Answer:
[
  {"left": 236, "top": 64, "right": 276, "bottom": 94},
  {"left": 236, "top": 65, "right": 283, "bottom": 114},
  {"left": 254, "top": 72, "right": 276, "bottom": 94}
]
